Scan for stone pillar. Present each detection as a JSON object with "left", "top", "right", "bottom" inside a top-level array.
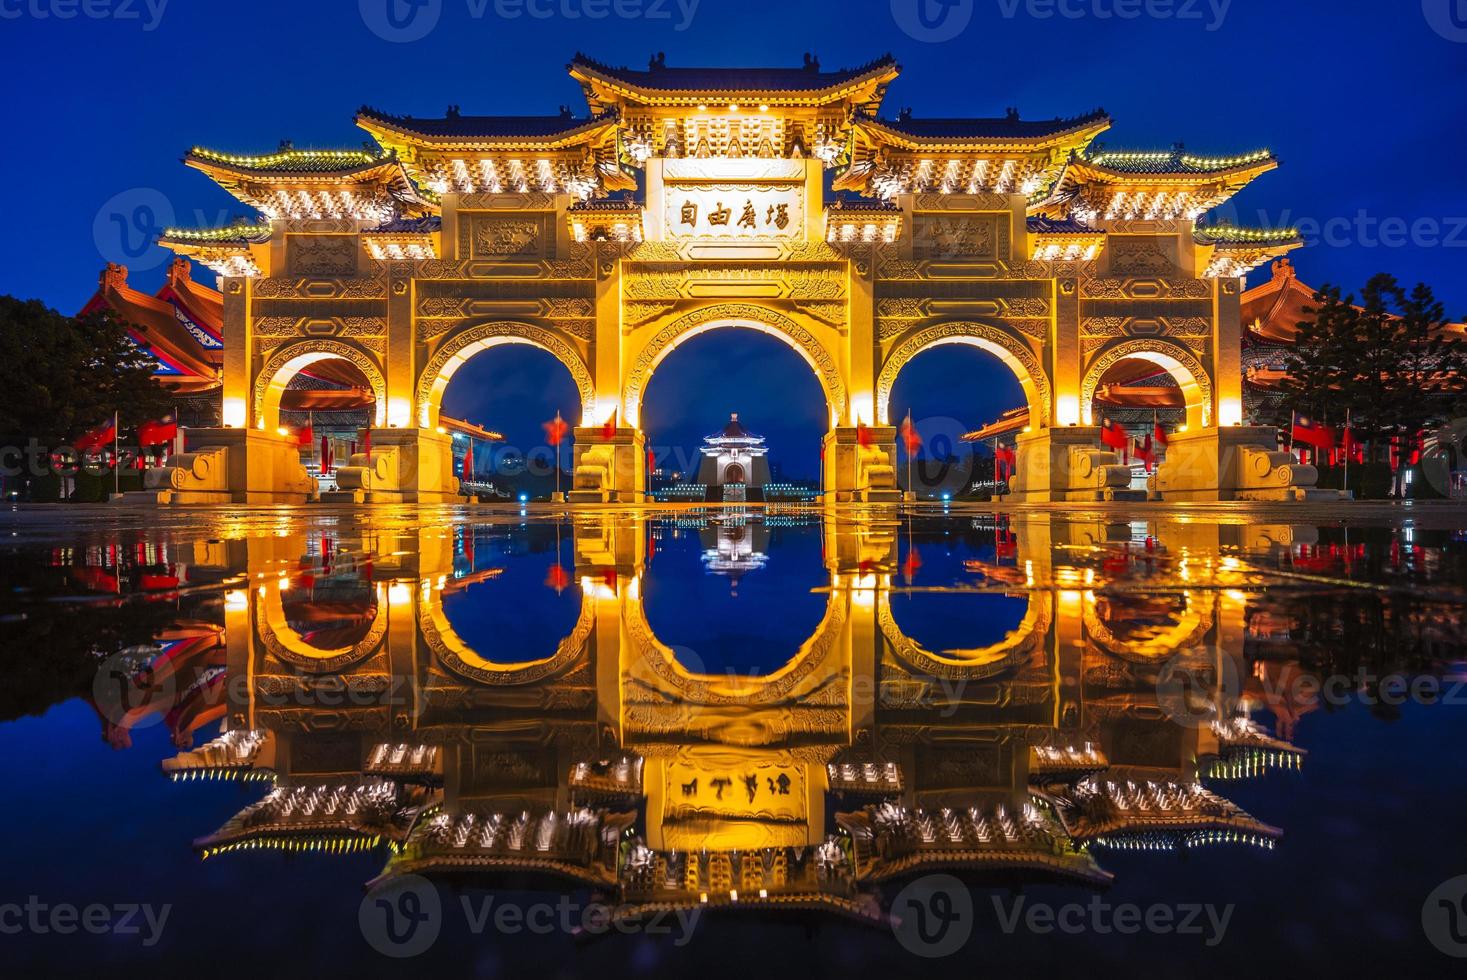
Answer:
[
  {"left": 1212, "top": 278, "right": 1244, "bottom": 427},
  {"left": 570, "top": 427, "right": 645, "bottom": 503},
  {"left": 823, "top": 426, "right": 900, "bottom": 503}
]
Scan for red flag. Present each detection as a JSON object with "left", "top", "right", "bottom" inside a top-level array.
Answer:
[
  {"left": 1291, "top": 415, "right": 1337, "bottom": 450},
  {"left": 994, "top": 444, "right": 1016, "bottom": 482},
  {"left": 1341, "top": 427, "right": 1363, "bottom": 464},
  {"left": 1100, "top": 420, "right": 1128, "bottom": 452},
  {"left": 362, "top": 428, "right": 371, "bottom": 461},
  {"left": 542, "top": 414, "right": 569, "bottom": 446},
  {"left": 899, "top": 416, "right": 922, "bottom": 455},
  {"left": 1134, "top": 434, "right": 1156, "bottom": 473},
  {"left": 856, "top": 422, "right": 874, "bottom": 449},
  {"left": 601, "top": 411, "right": 618, "bottom": 441},
  {"left": 74, "top": 417, "right": 117, "bottom": 452},
  {"left": 461, "top": 440, "right": 474, "bottom": 481},
  {"left": 647, "top": 448, "right": 657, "bottom": 475},
  {"left": 296, "top": 422, "right": 314, "bottom": 448},
  {"left": 138, "top": 413, "right": 178, "bottom": 447},
  {"left": 1154, "top": 420, "right": 1169, "bottom": 447},
  {"left": 320, "top": 435, "right": 333, "bottom": 474}
]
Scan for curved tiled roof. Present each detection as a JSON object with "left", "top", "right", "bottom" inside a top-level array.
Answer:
[
  {"left": 873, "top": 108, "right": 1109, "bottom": 141},
  {"left": 569, "top": 52, "right": 898, "bottom": 94},
  {"left": 356, "top": 106, "right": 616, "bottom": 141},
  {"left": 1081, "top": 146, "right": 1276, "bottom": 175}
]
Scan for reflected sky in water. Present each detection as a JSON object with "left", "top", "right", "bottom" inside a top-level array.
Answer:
[{"left": 1, "top": 506, "right": 1466, "bottom": 977}]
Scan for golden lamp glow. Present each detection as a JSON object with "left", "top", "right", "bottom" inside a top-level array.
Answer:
[
  {"left": 1056, "top": 394, "right": 1081, "bottom": 427},
  {"left": 1219, "top": 398, "right": 1243, "bottom": 428},
  {"left": 222, "top": 397, "right": 246, "bottom": 428}
]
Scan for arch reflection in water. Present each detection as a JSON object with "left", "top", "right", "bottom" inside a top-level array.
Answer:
[{"left": 164, "top": 514, "right": 1321, "bottom": 932}]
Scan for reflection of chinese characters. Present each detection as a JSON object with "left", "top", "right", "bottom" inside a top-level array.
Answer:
[
  {"left": 678, "top": 197, "right": 791, "bottom": 233},
  {"left": 680, "top": 770, "right": 793, "bottom": 800}
]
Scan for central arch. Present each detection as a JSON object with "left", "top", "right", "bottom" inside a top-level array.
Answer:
[
  {"left": 622, "top": 304, "right": 847, "bottom": 428},
  {"left": 876, "top": 322, "right": 1051, "bottom": 428},
  {"left": 416, "top": 320, "right": 597, "bottom": 428}
]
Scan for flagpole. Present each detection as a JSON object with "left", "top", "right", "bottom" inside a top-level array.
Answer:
[
  {"left": 905, "top": 409, "right": 913, "bottom": 500},
  {"left": 1342, "top": 409, "right": 1351, "bottom": 496},
  {"left": 555, "top": 410, "right": 562, "bottom": 500},
  {"left": 112, "top": 410, "right": 119, "bottom": 498}
]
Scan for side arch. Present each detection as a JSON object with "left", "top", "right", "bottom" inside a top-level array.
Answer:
[
  {"left": 253, "top": 340, "right": 387, "bottom": 431},
  {"left": 877, "top": 591, "right": 1050, "bottom": 679},
  {"left": 1081, "top": 338, "right": 1213, "bottom": 430},
  {"left": 875, "top": 321, "right": 1051, "bottom": 428},
  {"left": 415, "top": 321, "right": 597, "bottom": 428},
  {"left": 420, "top": 588, "right": 596, "bottom": 685},
  {"left": 621, "top": 304, "right": 847, "bottom": 428}
]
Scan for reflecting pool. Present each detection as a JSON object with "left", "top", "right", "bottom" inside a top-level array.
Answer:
[{"left": 2, "top": 505, "right": 1466, "bottom": 976}]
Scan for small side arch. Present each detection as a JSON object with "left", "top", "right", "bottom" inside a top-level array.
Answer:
[
  {"left": 253, "top": 340, "right": 387, "bottom": 432},
  {"left": 1081, "top": 339, "right": 1213, "bottom": 430}
]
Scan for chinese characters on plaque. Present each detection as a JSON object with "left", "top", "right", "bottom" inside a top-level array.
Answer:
[{"left": 666, "top": 186, "right": 803, "bottom": 239}]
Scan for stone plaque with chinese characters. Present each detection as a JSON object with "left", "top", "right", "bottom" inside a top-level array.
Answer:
[{"left": 665, "top": 185, "right": 805, "bottom": 240}]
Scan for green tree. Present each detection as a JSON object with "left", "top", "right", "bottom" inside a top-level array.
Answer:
[
  {"left": 1278, "top": 284, "right": 1356, "bottom": 428},
  {"left": 0, "top": 296, "right": 171, "bottom": 445}
]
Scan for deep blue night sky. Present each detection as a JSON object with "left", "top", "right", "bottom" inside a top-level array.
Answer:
[{"left": 3, "top": 0, "right": 1464, "bottom": 467}]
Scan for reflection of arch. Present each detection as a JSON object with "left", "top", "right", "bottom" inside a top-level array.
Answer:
[
  {"left": 622, "top": 304, "right": 846, "bottom": 427},
  {"left": 724, "top": 463, "right": 746, "bottom": 483},
  {"left": 421, "top": 588, "right": 595, "bottom": 685},
  {"left": 254, "top": 340, "right": 387, "bottom": 430},
  {"left": 878, "top": 592, "right": 1050, "bottom": 678},
  {"left": 257, "top": 583, "right": 389, "bottom": 673},
  {"left": 1081, "top": 339, "right": 1213, "bottom": 429},
  {"left": 876, "top": 322, "right": 1051, "bottom": 427},
  {"left": 415, "top": 321, "right": 597, "bottom": 428},
  {"left": 623, "top": 588, "right": 846, "bottom": 703},
  {"left": 1083, "top": 590, "right": 1213, "bottom": 662}
]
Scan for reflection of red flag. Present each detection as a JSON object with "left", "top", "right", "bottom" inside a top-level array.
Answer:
[
  {"left": 461, "top": 440, "right": 474, "bottom": 481},
  {"left": 545, "top": 563, "right": 571, "bottom": 592},
  {"left": 463, "top": 527, "right": 474, "bottom": 568},
  {"left": 601, "top": 568, "right": 617, "bottom": 591},
  {"left": 899, "top": 416, "right": 922, "bottom": 455},
  {"left": 857, "top": 422, "right": 874, "bottom": 449},
  {"left": 140, "top": 571, "right": 180, "bottom": 591},
  {"left": 542, "top": 414, "right": 569, "bottom": 446},
  {"left": 902, "top": 546, "right": 922, "bottom": 584},
  {"left": 858, "top": 559, "right": 875, "bottom": 575},
  {"left": 601, "top": 411, "right": 618, "bottom": 441}
]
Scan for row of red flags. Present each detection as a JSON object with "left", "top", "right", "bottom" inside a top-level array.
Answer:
[
  {"left": 1101, "top": 419, "right": 1171, "bottom": 472},
  {"left": 74, "top": 413, "right": 178, "bottom": 453}
]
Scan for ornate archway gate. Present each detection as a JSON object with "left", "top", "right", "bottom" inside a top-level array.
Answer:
[{"left": 157, "top": 54, "right": 1316, "bottom": 504}]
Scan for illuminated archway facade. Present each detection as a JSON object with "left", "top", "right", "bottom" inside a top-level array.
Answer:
[{"left": 157, "top": 54, "right": 1315, "bottom": 503}]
